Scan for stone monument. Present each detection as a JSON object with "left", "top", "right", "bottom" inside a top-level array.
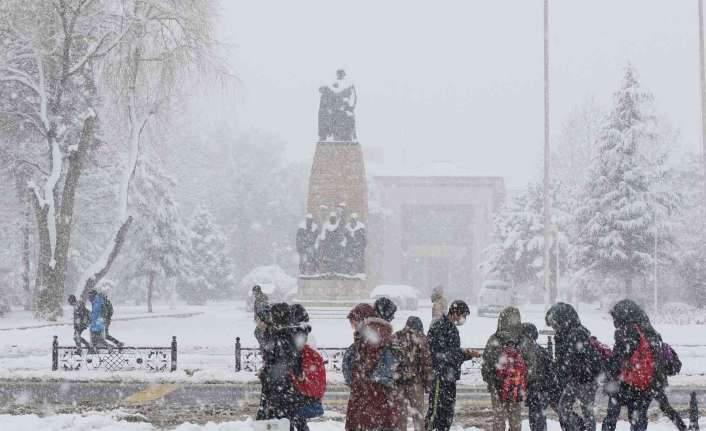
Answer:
[{"left": 296, "top": 70, "right": 369, "bottom": 305}]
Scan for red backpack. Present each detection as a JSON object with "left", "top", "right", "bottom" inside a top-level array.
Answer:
[
  {"left": 292, "top": 345, "right": 327, "bottom": 399},
  {"left": 620, "top": 325, "right": 654, "bottom": 391},
  {"left": 495, "top": 346, "right": 527, "bottom": 402}
]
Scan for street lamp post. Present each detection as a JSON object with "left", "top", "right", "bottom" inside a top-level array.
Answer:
[{"left": 543, "top": 0, "right": 553, "bottom": 304}]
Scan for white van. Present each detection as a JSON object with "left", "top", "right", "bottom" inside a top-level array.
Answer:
[{"left": 477, "top": 280, "right": 513, "bottom": 317}]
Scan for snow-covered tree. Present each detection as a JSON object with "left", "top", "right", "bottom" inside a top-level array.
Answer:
[
  {"left": 0, "top": 1, "right": 219, "bottom": 318},
  {"left": 481, "top": 182, "right": 571, "bottom": 303},
  {"left": 119, "top": 161, "right": 190, "bottom": 312},
  {"left": 177, "top": 206, "right": 233, "bottom": 305},
  {"left": 574, "top": 67, "right": 680, "bottom": 298}
]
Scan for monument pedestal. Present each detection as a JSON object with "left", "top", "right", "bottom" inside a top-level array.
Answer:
[
  {"left": 295, "top": 277, "right": 369, "bottom": 308},
  {"left": 297, "top": 140, "right": 370, "bottom": 305}
]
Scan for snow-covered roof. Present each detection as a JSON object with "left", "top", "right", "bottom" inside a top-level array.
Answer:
[{"left": 370, "top": 284, "right": 419, "bottom": 299}]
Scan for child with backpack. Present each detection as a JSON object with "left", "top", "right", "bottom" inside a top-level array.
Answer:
[
  {"left": 481, "top": 307, "right": 529, "bottom": 431},
  {"left": 289, "top": 304, "right": 325, "bottom": 431},
  {"left": 606, "top": 299, "right": 660, "bottom": 431}
]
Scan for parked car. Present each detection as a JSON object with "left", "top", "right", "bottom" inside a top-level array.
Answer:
[
  {"left": 477, "top": 280, "right": 513, "bottom": 317},
  {"left": 240, "top": 265, "right": 297, "bottom": 310},
  {"left": 370, "top": 284, "right": 419, "bottom": 311}
]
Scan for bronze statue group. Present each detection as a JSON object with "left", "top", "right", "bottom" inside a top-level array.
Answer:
[
  {"left": 296, "top": 206, "right": 366, "bottom": 277},
  {"left": 253, "top": 286, "right": 689, "bottom": 431}
]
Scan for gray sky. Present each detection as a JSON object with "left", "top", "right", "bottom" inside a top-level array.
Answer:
[{"left": 216, "top": 0, "right": 701, "bottom": 188}]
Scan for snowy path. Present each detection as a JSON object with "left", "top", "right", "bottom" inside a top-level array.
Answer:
[
  {"left": 1, "top": 301, "right": 706, "bottom": 385},
  {"left": 0, "top": 412, "right": 704, "bottom": 431}
]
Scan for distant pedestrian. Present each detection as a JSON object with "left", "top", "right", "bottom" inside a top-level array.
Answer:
[
  {"left": 345, "top": 298, "right": 402, "bottom": 431},
  {"left": 254, "top": 303, "right": 272, "bottom": 352},
  {"left": 68, "top": 294, "right": 90, "bottom": 353},
  {"left": 252, "top": 285, "right": 269, "bottom": 321},
  {"left": 394, "top": 316, "right": 433, "bottom": 431},
  {"left": 545, "top": 302, "right": 602, "bottom": 431},
  {"left": 87, "top": 289, "right": 122, "bottom": 349},
  {"left": 425, "top": 300, "right": 480, "bottom": 431},
  {"left": 481, "top": 307, "right": 530, "bottom": 431},
  {"left": 430, "top": 286, "right": 447, "bottom": 324}
]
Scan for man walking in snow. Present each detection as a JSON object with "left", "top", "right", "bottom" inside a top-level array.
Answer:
[
  {"left": 425, "top": 300, "right": 480, "bottom": 431},
  {"left": 68, "top": 294, "right": 90, "bottom": 353},
  {"left": 88, "top": 289, "right": 122, "bottom": 349}
]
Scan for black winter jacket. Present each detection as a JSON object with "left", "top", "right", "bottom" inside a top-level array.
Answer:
[
  {"left": 547, "top": 303, "right": 602, "bottom": 385},
  {"left": 427, "top": 315, "right": 469, "bottom": 382}
]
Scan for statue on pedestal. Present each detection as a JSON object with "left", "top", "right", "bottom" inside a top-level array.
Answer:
[
  {"left": 344, "top": 213, "right": 366, "bottom": 276},
  {"left": 318, "top": 69, "right": 357, "bottom": 142},
  {"left": 296, "top": 214, "right": 319, "bottom": 275}
]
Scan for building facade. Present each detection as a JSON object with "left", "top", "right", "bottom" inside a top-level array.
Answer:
[{"left": 369, "top": 171, "right": 505, "bottom": 302}]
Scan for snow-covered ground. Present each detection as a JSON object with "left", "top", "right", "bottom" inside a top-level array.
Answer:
[
  {"left": 1, "top": 301, "right": 705, "bottom": 385},
  {"left": 1, "top": 412, "right": 704, "bottom": 431}
]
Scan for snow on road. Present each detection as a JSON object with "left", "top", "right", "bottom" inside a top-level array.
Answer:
[
  {"left": 1, "top": 301, "right": 705, "bottom": 385},
  {"left": 1, "top": 412, "right": 703, "bottom": 431}
]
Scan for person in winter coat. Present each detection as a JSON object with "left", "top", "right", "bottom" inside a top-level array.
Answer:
[
  {"left": 252, "top": 285, "right": 270, "bottom": 322},
  {"left": 394, "top": 316, "right": 433, "bottom": 431},
  {"left": 345, "top": 298, "right": 402, "bottom": 431},
  {"left": 343, "top": 303, "right": 377, "bottom": 385},
  {"left": 425, "top": 300, "right": 480, "bottom": 431},
  {"left": 257, "top": 303, "right": 301, "bottom": 430},
  {"left": 430, "top": 286, "right": 447, "bottom": 324},
  {"left": 288, "top": 304, "right": 320, "bottom": 431},
  {"left": 545, "top": 302, "right": 602, "bottom": 431},
  {"left": 68, "top": 294, "right": 90, "bottom": 353},
  {"left": 481, "top": 307, "right": 531, "bottom": 431},
  {"left": 602, "top": 300, "right": 662, "bottom": 431},
  {"left": 521, "top": 322, "right": 554, "bottom": 431},
  {"left": 87, "top": 289, "right": 122, "bottom": 349}
]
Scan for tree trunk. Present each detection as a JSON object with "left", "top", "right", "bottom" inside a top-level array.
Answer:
[
  {"left": 33, "top": 118, "right": 95, "bottom": 319},
  {"left": 147, "top": 272, "right": 155, "bottom": 313},
  {"left": 21, "top": 210, "right": 32, "bottom": 310}
]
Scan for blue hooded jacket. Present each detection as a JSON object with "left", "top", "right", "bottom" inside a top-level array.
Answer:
[{"left": 90, "top": 294, "right": 105, "bottom": 333}]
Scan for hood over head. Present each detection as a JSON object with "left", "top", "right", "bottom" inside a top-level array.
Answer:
[
  {"left": 347, "top": 303, "right": 375, "bottom": 323},
  {"left": 496, "top": 307, "right": 522, "bottom": 341},
  {"left": 545, "top": 302, "right": 580, "bottom": 332},
  {"left": 610, "top": 299, "right": 646, "bottom": 327}
]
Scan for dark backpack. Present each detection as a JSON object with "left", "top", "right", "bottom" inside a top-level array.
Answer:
[
  {"left": 100, "top": 294, "right": 113, "bottom": 321},
  {"left": 661, "top": 343, "right": 682, "bottom": 376},
  {"left": 495, "top": 345, "right": 528, "bottom": 402}
]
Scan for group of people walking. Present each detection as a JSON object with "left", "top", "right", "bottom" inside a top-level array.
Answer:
[
  {"left": 481, "top": 299, "right": 685, "bottom": 431},
  {"left": 68, "top": 289, "right": 122, "bottom": 353},
  {"left": 252, "top": 285, "right": 685, "bottom": 431}
]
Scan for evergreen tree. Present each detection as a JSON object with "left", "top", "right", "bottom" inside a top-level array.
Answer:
[
  {"left": 482, "top": 182, "right": 571, "bottom": 302},
  {"left": 177, "top": 205, "right": 233, "bottom": 304},
  {"left": 119, "top": 161, "right": 189, "bottom": 312},
  {"left": 574, "top": 67, "right": 680, "bottom": 298}
]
